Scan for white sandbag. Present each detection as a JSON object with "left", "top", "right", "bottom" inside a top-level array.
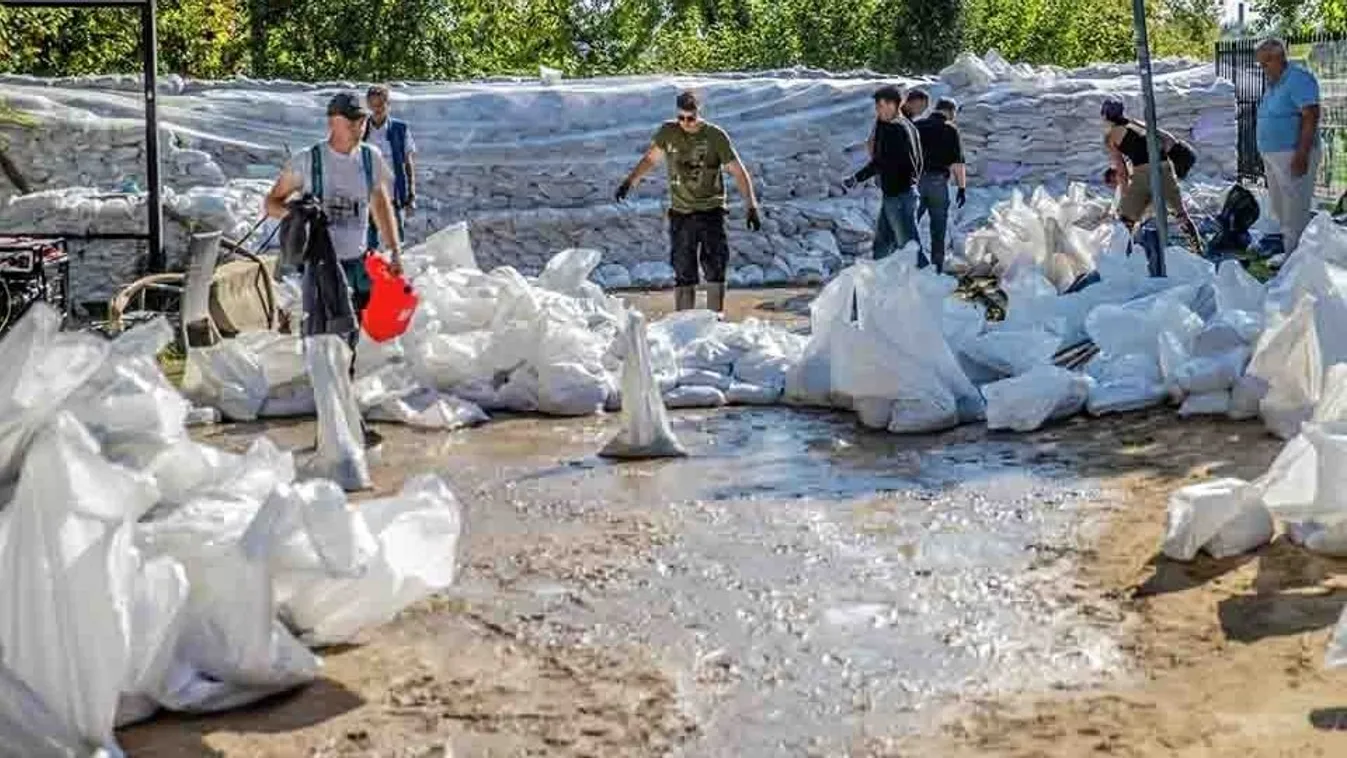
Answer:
[
  {"left": 162, "top": 500, "right": 322, "bottom": 713},
  {"left": 1162, "top": 478, "right": 1272, "bottom": 561},
  {"left": 664, "top": 385, "right": 727, "bottom": 409},
  {"left": 1249, "top": 296, "right": 1323, "bottom": 439},
  {"left": 733, "top": 349, "right": 793, "bottom": 390},
  {"left": 1228, "top": 374, "right": 1268, "bottom": 421},
  {"left": 959, "top": 328, "right": 1062, "bottom": 379},
  {"left": 181, "top": 340, "right": 270, "bottom": 422},
  {"left": 1300, "top": 422, "right": 1347, "bottom": 522},
  {"left": 274, "top": 475, "right": 463, "bottom": 646},
  {"left": 1255, "top": 432, "right": 1316, "bottom": 518},
  {"left": 495, "top": 366, "right": 541, "bottom": 412},
  {"left": 853, "top": 397, "right": 894, "bottom": 430},
  {"left": 537, "top": 362, "right": 610, "bottom": 417},
  {"left": 0, "top": 413, "right": 158, "bottom": 750},
  {"left": 305, "top": 335, "right": 371, "bottom": 491},
  {"left": 1087, "top": 354, "right": 1168, "bottom": 416},
  {"left": 0, "top": 659, "right": 107, "bottom": 758},
  {"left": 887, "top": 382, "right": 961, "bottom": 434},
  {"left": 116, "top": 556, "right": 190, "bottom": 729},
  {"left": 1312, "top": 364, "right": 1347, "bottom": 423},
  {"left": 0, "top": 303, "right": 110, "bottom": 486},
  {"left": 726, "top": 382, "right": 782, "bottom": 406},
  {"left": 1285, "top": 520, "right": 1347, "bottom": 557},
  {"left": 1214, "top": 259, "right": 1265, "bottom": 314},
  {"left": 366, "top": 388, "right": 488, "bottom": 430},
  {"left": 601, "top": 311, "right": 686, "bottom": 459},
  {"left": 536, "top": 248, "right": 602, "bottom": 296},
  {"left": 681, "top": 336, "right": 740, "bottom": 373},
  {"left": 679, "top": 367, "right": 733, "bottom": 391},
  {"left": 1175, "top": 347, "right": 1251, "bottom": 395},
  {"left": 1194, "top": 310, "right": 1263, "bottom": 355},
  {"left": 784, "top": 268, "right": 858, "bottom": 407},
  {"left": 984, "top": 366, "right": 1091, "bottom": 432},
  {"left": 67, "top": 317, "right": 189, "bottom": 468},
  {"left": 1179, "top": 391, "right": 1232, "bottom": 417},
  {"left": 408, "top": 220, "right": 478, "bottom": 272},
  {"left": 1086, "top": 295, "right": 1202, "bottom": 361},
  {"left": 1328, "top": 605, "right": 1347, "bottom": 669}
]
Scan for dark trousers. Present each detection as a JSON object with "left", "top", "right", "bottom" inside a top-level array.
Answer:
[
  {"left": 917, "top": 173, "right": 951, "bottom": 273},
  {"left": 339, "top": 257, "right": 372, "bottom": 379},
  {"left": 669, "top": 209, "right": 729, "bottom": 287}
]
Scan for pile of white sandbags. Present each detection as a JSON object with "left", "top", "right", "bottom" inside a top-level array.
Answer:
[
  {"left": 0, "top": 53, "right": 1237, "bottom": 302},
  {"left": 0, "top": 181, "right": 271, "bottom": 304},
  {"left": 0, "top": 304, "right": 464, "bottom": 755},
  {"left": 941, "top": 51, "right": 1239, "bottom": 183}
]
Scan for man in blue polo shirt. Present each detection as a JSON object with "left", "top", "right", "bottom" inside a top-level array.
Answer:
[{"left": 1256, "top": 38, "right": 1322, "bottom": 254}]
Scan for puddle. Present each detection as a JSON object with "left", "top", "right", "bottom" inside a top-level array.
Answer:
[{"left": 430, "top": 407, "right": 1126, "bottom": 755}]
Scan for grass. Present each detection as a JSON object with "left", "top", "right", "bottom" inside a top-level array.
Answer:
[{"left": 157, "top": 344, "right": 186, "bottom": 388}]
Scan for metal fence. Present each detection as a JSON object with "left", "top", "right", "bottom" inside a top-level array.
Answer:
[{"left": 1215, "top": 33, "right": 1347, "bottom": 202}]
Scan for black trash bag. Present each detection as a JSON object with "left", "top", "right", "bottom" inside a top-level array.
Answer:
[{"left": 1206, "top": 183, "right": 1261, "bottom": 256}]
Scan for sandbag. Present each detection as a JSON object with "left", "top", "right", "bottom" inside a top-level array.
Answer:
[
  {"left": 601, "top": 312, "right": 686, "bottom": 459},
  {"left": 0, "top": 304, "right": 110, "bottom": 487},
  {"left": 0, "top": 413, "right": 157, "bottom": 751},
  {"left": 1214, "top": 259, "right": 1264, "bottom": 315},
  {"left": 1087, "top": 354, "right": 1168, "bottom": 416},
  {"left": 305, "top": 336, "right": 371, "bottom": 491},
  {"left": 726, "top": 382, "right": 782, "bottom": 406},
  {"left": 664, "top": 385, "right": 727, "bottom": 409},
  {"left": 984, "top": 365, "right": 1091, "bottom": 432},
  {"left": 959, "top": 328, "right": 1062, "bottom": 379},
  {"left": 274, "top": 475, "right": 462, "bottom": 646},
  {"left": 1178, "top": 390, "right": 1232, "bottom": 417},
  {"left": 1162, "top": 477, "right": 1272, "bottom": 561},
  {"left": 1175, "top": 347, "right": 1251, "bottom": 395},
  {"left": 1249, "top": 296, "right": 1323, "bottom": 439}
]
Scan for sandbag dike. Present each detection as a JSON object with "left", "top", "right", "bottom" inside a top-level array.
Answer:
[{"left": 0, "top": 52, "right": 1236, "bottom": 306}]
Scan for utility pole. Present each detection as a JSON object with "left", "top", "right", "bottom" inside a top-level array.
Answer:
[{"left": 1132, "top": 0, "right": 1169, "bottom": 277}]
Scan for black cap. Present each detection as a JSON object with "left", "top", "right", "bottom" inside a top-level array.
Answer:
[{"left": 326, "top": 92, "right": 368, "bottom": 120}]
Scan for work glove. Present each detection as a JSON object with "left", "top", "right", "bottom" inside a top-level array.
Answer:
[
  {"left": 956, "top": 187, "right": 966, "bottom": 208},
  {"left": 615, "top": 179, "right": 632, "bottom": 202},
  {"left": 841, "top": 175, "right": 858, "bottom": 192},
  {"left": 746, "top": 206, "right": 762, "bottom": 232}
]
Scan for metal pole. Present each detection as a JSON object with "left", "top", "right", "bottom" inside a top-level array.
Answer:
[
  {"left": 1132, "top": 0, "right": 1169, "bottom": 277},
  {"left": 142, "top": 0, "right": 164, "bottom": 272}
]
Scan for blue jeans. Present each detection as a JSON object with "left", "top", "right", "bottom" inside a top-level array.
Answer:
[
  {"left": 872, "top": 190, "right": 924, "bottom": 265},
  {"left": 917, "top": 174, "right": 950, "bottom": 273}
]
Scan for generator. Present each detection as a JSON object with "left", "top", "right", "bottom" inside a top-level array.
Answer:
[{"left": 0, "top": 237, "right": 71, "bottom": 337}]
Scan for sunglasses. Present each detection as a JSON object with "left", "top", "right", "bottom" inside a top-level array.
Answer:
[{"left": 677, "top": 113, "right": 698, "bottom": 124}]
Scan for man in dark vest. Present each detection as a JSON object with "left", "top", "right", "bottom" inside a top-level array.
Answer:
[{"left": 364, "top": 84, "right": 417, "bottom": 250}]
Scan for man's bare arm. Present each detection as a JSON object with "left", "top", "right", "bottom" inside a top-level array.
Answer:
[
  {"left": 370, "top": 183, "right": 402, "bottom": 268},
  {"left": 265, "top": 170, "right": 302, "bottom": 219},
  {"left": 623, "top": 144, "right": 665, "bottom": 188},
  {"left": 726, "top": 159, "right": 759, "bottom": 209}
]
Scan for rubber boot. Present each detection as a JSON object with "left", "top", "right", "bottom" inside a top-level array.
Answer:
[
  {"left": 675, "top": 285, "right": 696, "bottom": 311},
  {"left": 707, "top": 282, "right": 726, "bottom": 313}
]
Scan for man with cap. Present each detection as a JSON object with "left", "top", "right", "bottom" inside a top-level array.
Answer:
[
  {"left": 265, "top": 91, "right": 402, "bottom": 450},
  {"left": 615, "top": 90, "right": 761, "bottom": 313},
  {"left": 915, "top": 97, "right": 967, "bottom": 273},
  {"left": 363, "top": 84, "right": 417, "bottom": 250}
]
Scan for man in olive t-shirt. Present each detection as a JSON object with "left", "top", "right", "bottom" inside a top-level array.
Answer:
[{"left": 615, "top": 91, "right": 761, "bottom": 312}]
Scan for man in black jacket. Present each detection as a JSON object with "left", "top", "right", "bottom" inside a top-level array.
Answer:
[
  {"left": 845, "top": 86, "right": 924, "bottom": 263},
  {"left": 915, "top": 97, "right": 968, "bottom": 273}
]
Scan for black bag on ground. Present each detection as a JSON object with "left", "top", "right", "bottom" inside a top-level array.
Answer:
[
  {"left": 1206, "top": 183, "right": 1261, "bottom": 256},
  {"left": 1168, "top": 141, "right": 1197, "bottom": 180}
]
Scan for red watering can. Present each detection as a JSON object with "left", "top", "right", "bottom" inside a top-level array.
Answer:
[{"left": 362, "top": 252, "right": 418, "bottom": 342}]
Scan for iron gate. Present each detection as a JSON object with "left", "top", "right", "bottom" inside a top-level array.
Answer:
[{"left": 1215, "top": 33, "right": 1347, "bottom": 201}]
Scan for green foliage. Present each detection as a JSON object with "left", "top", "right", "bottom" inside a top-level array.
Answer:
[{"left": 0, "top": 0, "right": 1219, "bottom": 81}]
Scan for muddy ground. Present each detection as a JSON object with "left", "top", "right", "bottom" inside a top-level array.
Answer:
[{"left": 121, "top": 289, "right": 1347, "bottom": 757}]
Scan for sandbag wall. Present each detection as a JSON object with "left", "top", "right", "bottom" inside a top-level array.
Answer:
[{"left": 0, "top": 53, "right": 1236, "bottom": 305}]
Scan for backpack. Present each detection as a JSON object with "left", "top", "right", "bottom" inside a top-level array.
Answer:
[{"left": 310, "top": 142, "right": 375, "bottom": 201}]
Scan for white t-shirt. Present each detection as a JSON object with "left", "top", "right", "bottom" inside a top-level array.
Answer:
[
  {"left": 286, "top": 141, "right": 393, "bottom": 260},
  {"left": 367, "top": 119, "right": 417, "bottom": 170}
]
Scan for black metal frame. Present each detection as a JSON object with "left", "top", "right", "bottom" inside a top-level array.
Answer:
[
  {"left": 1216, "top": 33, "right": 1347, "bottom": 201},
  {"left": 1, "top": 0, "right": 164, "bottom": 271}
]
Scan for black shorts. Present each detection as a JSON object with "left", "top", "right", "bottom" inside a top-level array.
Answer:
[{"left": 669, "top": 209, "right": 729, "bottom": 287}]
